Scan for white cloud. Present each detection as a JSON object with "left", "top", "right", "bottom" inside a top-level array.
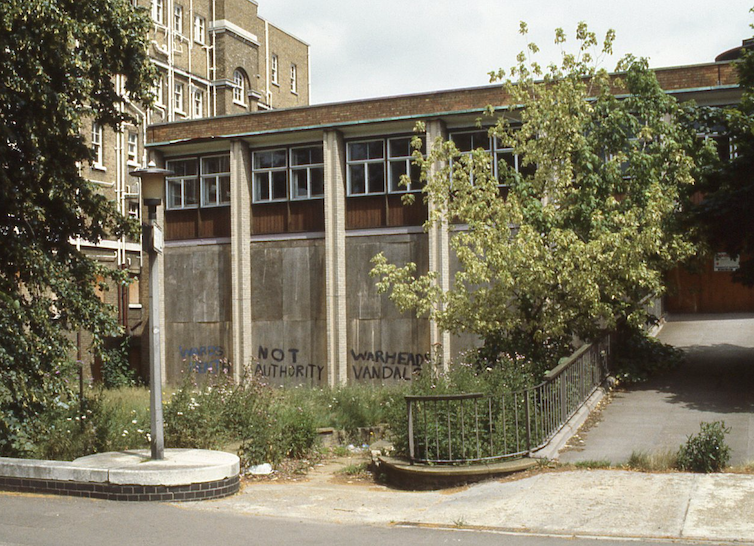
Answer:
[{"left": 259, "top": 0, "right": 753, "bottom": 104}]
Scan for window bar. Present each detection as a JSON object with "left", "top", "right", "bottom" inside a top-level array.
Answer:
[
  {"left": 475, "top": 398, "right": 481, "bottom": 460},
  {"left": 460, "top": 399, "right": 466, "bottom": 460},
  {"left": 514, "top": 391, "right": 520, "bottom": 452},
  {"left": 447, "top": 400, "right": 453, "bottom": 461},
  {"left": 488, "top": 396, "right": 494, "bottom": 457},
  {"left": 502, "top": 393, "right": 508, "bottom": 454}
]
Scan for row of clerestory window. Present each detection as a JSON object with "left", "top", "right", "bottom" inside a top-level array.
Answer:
[{"left": 163, "top": 132, "right": 535, "bottom": 210}]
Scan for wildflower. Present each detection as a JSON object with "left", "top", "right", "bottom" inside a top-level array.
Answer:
[{"left": 132, "top": 419, "right": 138, "bottom": 424}]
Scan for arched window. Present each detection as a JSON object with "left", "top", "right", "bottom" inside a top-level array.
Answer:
[{"left": 233, "top": 70, "right": 245, "bottom": 105}]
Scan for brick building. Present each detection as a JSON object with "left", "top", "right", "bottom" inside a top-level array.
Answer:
[
  {"left": 80, "top": 0, "right": 309, "bottom": 379},
  {"left": 141, "top": 59, "right": 752, "bottom": 387}
]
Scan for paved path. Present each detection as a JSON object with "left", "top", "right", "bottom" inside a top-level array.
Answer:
[
  {"left": 177, "top": 458, "right": 754, "bottom": 543},
  {"left": 559, "top": 313, "right": 754, "bottom": 466}
]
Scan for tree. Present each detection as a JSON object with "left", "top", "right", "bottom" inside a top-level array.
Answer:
[
  {"left": 692, "top": 37, "right": 754, "bottom": 286},
  {"left": 371, "top": 23, "right": 699, "bottom": 374},
  {"left": 0, "top": 0, "right": 155, "bottom": 456}
]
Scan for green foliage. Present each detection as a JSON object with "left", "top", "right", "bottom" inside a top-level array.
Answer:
[
  {"left": 613, "top": 326, "right": 684, "bottom": 384},
  {"left": 0, "top": 0, "right": 156, "bottom": 456},
  {"left": 676, "top": 421, "right": 731, "bottom": 473},
  {"left": 691, "top": 25, "right": 754, "bottom": 286},
  {"left": 383, "top": 357, "right": 538, "bottom": 459},
  {"left": 27, "top": 386, "right": 150, "bottom": 460},
  {"left": 338, "top": 461, "right": 369, "bottom": 476},
  {"left": 371, "top": 23, "right": 699, "bottom": 372},
  {"left": 573, "top": 459, "right": 612, "bottom": 469},
  {"left": 99, "top": 336, "right": 136, "bottom": 389},
  {"left": 164, "top": 369, "right": 320, "bottom": 467}
]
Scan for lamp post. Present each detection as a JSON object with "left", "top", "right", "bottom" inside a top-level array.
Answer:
[{"left": 130, "top": 161, "right": 172, "bottom": 460}]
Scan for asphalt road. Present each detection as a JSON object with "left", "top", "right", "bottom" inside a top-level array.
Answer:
[{"left": 0, "top": 492, "right": 741, "bottom": 546}]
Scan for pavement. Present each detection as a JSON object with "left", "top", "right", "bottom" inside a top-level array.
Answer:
[
  {"left": 179, "top": 455, "right": 754, "bottom": 544},
  {"left": 559, "top": 313, "right": 754, "bottom": 466}
]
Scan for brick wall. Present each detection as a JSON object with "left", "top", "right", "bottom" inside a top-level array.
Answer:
[{"left": 148, "top": 63, "right": 739, "bottom": 145}]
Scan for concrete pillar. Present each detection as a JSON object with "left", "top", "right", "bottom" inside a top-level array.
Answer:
[
  {"left": 426, "top": 120, "right": 452, "bottom": 370},
  {"left": 230, "top": 140, "right": 253, "bottom": 382},
  {"left": 323, "top": 130, "right": 348, "bottom": 386}
]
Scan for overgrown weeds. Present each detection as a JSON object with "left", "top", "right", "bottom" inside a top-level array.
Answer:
[
  {"left": 625, "top": 449, "right": 678, "bottom": 472},
  {"left": 573, "top": 459, "right": 612, "bottom": 469}
]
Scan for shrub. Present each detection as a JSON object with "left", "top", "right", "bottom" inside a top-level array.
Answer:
[
  {"left": 676, "top": 421, "right": 731, "bottom": 473},
  {"left": 383, "top": 355, "right": 539, "bottom": 459},
  {"left": 613, "top": 326, "right": 684, "bottom": 384},
  {"left": 165, "top": 367, "right": 320, "bottom": 467}
]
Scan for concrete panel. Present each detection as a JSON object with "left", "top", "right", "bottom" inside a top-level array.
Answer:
[
  {"left": 165, "top": 249, "right": 194, "bottom": 322},
  {"left": 282, "top": 245, "right": 312, "bottom": 320},
  {"left": 165, "top": 245, "right": 231, "bottom": 324},
  {"left": 248, "top": 239, "right": 327, "bottom": 385},
  {"left": 345, "top": 233, "right": 431, "bottom": 383},
  {"left": 250, "top": 246, "right": 283, "bottom": 320},
  {"left": 309, "top": 244, "right": 327, "bottom": 318},
  {"left": 250, "top": 320, "right": 326, "bottom": 386},
  {"left": 165, "top": 320, "right": 232, "bottom": 382},
  {"left": 191, "top": 246, "right": 231, "bottom": 323}
]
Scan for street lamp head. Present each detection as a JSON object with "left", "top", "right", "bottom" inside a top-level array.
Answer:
[{"left": 130, "top": 160, "right": 173, "bottom": 203}]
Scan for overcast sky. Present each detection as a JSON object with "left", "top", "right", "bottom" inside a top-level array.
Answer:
[{"left": 258, "top": 0, "right": 752, "bottom": 105}]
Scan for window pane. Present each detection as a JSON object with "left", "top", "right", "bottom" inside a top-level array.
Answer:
[
  {"left": 254, "top": 151, "right": 272, "bottom": 169},
  {"left": 473, "top": 132, "right": 491, "bottom": 151},
  {"left": 271, "top": 149, "right": 287, "bottom": 168},
  {"left": 220, "top": 175, "right": 231, "bottom": 203},
  {"left": 272, "top": 170, "right": 287, "bottom": 199},
  {"left": 309, "top": 146, "right": 324, "bottom": 164},
  {"left": 367, "top": 140, "right": 384, "bottom": 160},
  {"left": 292, "top": 169, "right": 308, "bottom": 199},
  {"left": 368, "top": 162, "right": 385, "bottom": 193},
  {"left": 498, "top": 151, "right": 516, "bottom": 170},
  {"left": 168, "top": 159, "right": 197, "bottom": 176},
  {"left": 409, "top": 163, "right": 422, "bottom": 187},
  {"left": 389, "top": 138, "right": 411, "bottom": 158},
  {"left": 203, "top": 177, "right": 218, "bottom": 205},
  {"left": 310, "top": 167, "right": 324, "bottom": 196},
  {"left": 390, "top": 161, "right": 407, "bottom": 192},
  {"left": 184, "top": 178, "right": 198, "bottom": 205},
  {"left": 167, "top": 180, "right": 182, "bottom": 208},
  {"left": 349, "top": 142, "right": 367, "bottom": 161},
  {"left": 291, "top": 146, "right": 322, "bottom": 166},
  {"left": 255, "top": 173, "right": 270, "bottom": 201},
  {"left": 291, "top": 148, "right": 310, "bottom": 166},
  {"left": 453, "top": 133, "right": 473, "bottom": 152},
  {"left": 350, "top": 164, "right": 366, "bottom": 194},
  {"left": 202, "top": 155, "right": 229, "bottom": 174}
]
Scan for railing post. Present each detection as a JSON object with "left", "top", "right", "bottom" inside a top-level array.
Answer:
[
  {"left": 560, "top": 375, "right": 567, "bottom": 425},
  {"left": 524, "top": 389, "right": 532, "bottom": 454},
  {"left": 407, "top": 397, "right": 415, "bottom": 464}
]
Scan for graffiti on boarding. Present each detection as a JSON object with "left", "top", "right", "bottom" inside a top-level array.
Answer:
[
  {"left": 178, "top": 344, "right": 230, "bottom": 374},
  {"left": 350, "top": 349, "right": 426, "bottom": 381},
  {"left": 254, "top": 345, "right": 325, "bottom": 381}
]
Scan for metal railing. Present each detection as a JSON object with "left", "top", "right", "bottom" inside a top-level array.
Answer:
[{"left": 406, "top": 333, "right": 613, "bottom": 464}]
